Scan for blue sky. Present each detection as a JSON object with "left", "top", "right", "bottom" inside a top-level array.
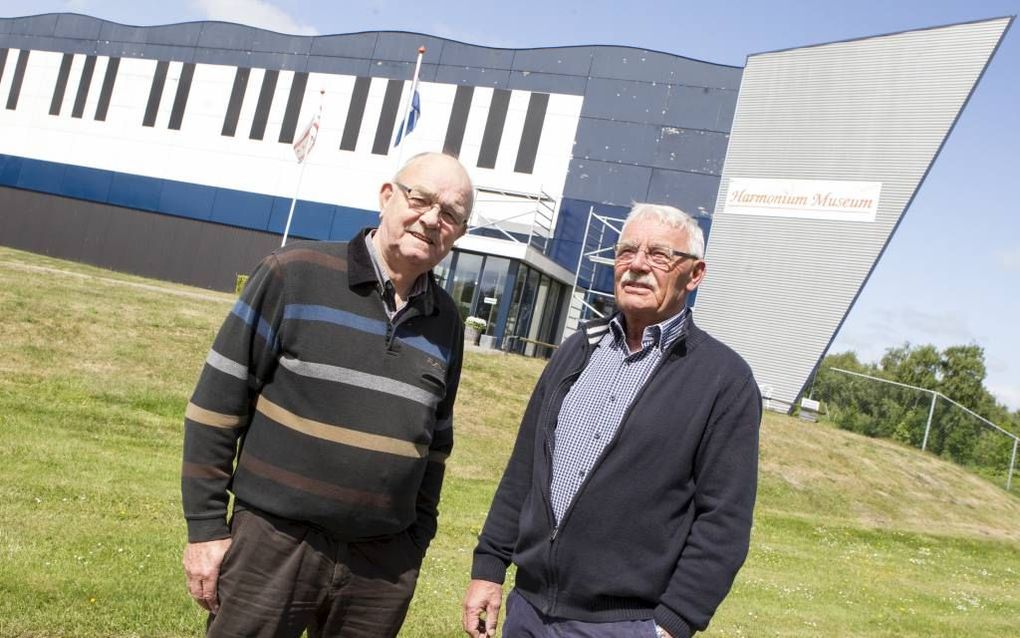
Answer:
[{"left": 4, "top": 0, "right": 1018, "bottom": 409}]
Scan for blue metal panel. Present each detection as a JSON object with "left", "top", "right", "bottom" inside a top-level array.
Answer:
[
  {"left": 193, "top": 49, "right": 302, "bottom": 71},
  {"left": 507, "top": 70, "right": 586, "bottom": 95},
  {"left": 646, "top": 169, "right": 721, "bottom": 217},
  {"left": 580, "top": 77, "right": 670, "bottom": 125},
  {"left": 328, "top": 205, "right": 378, "bottom": 240},
  {"left": 16, "top": 158, "right": 65, "bottom": 194},
  {"left": 512, "top": 47, "right": 593, "bottom": 76},
  {"left": 440, "top": 42, "right": 513, "bottom": 69},
  {"left": 309, "top": 33, "right": 378, "bottom": 58},
  {"left": 434, "top": 64, "right": 509, "bottom": 88},
  {"left": 0, "top": 17, "right": 12, "bottom": 35},
  {"left": 194, "top": 22, "right": 256, "bottom": 51},
  {"left": 211, "top": 188, "right": 273, "bottom": 230},
  {"left": 305, "top": 55, "right": 370, "bottom": 76},
  {"left": 108, "top": 172, "right": 163, "bottom": 211},
  {"left": 563, "top": 158, "right": 652, "bottom": 205},
  {"left": 96, "top": 21, "right": 149, "bottom": 44},
  {"left": 652, "top": 128, "right": 729, "bottom": 175},
  {"left": 664, "top": 85, "right": 738, "bottom": 132},
  {"left": 62, "top": 165, "right": 112, "bottom": 201},
  {"left": 53, "top": 14, "right": 102, "bottom": 39},
  {"left": 159, "top": 180, "right": 215, "bottom": 221},
  {"left": 574, "top": 119, "right": 660, "bottom": 165},
  {"left": 263, "top": 199, "right": 332, "bottom": 239},
  {"left": 0, "top": 154, "right": 23, "bottom": 185}
]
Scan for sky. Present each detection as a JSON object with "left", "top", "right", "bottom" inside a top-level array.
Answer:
[{"left": 3, "top": 0, "right": 1018, "bottom": 410}]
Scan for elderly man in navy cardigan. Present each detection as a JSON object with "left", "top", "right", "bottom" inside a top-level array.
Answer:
[{"left": 464, "top": 203, "right": 761, "bottom": 638}]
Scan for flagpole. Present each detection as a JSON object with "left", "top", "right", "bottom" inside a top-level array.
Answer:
[
  {"left": 281, "top": 89, "right": 324, "bottom": 247},
  {"left": 395, "top": 45, "right": 425, "bottom": 168}
]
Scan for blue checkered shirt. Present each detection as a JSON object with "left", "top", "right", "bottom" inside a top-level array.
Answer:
[{"left": 550, "top": 308, "right": 690, "bottom": 524}]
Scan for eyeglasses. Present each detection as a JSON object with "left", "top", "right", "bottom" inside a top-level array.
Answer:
[
  {"left": 614, "top": 242, "right": 700, "bottom": 270},
  {"left": 392, "top": 182, "right": 467, "bottom": 228}
]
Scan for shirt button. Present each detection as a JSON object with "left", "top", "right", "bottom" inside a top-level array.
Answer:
[
  {"left": 608, "top": 395, "right": 616, "bottom": 403},
  {"left": 593, "top": 432, "right": 601, "bottom": 440},
  {"left": 578, "top": 470, "right": 585, "bottom": 478}
]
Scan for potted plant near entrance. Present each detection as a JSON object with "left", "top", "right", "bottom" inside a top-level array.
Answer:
[{"left": 464, "top": 316, "right": 486, "bottom": 346}]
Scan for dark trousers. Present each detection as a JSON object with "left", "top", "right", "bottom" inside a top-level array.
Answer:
[
  {"left": 206, "top": 508, "right": 423, "bottom": 638},
  {"left": 503, "top": 589, "right": 658, "bottom": 638}
]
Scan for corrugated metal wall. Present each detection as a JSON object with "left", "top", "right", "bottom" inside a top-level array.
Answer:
[{"left": 695, "top": 18, "right": 1012, "bottom": 411}]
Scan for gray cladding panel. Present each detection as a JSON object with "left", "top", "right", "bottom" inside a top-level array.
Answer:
[
  {"left": 190, "top": 48, "right": 301, "bottom": 71},
  {"left": 580, "top": 77, "right": 669, "bottom": 124},
  {"left": 695, "top": 17, "right": 1011, "bottom": 411},
  {"left": 664, "top": 85, "right": 738, "bottom": 132},
  {"left": 196, "top": 22, "right": 311, "bottom": 54},
  {"left": 434, "top": 64, "right": 510, "bottom": 88},
  {"left": 309, "top": 33, "right": 377, "bottom": 58},
  {"left": 368, "top": 60, "right": 438, "bottom": 82},
  {"left": 372, "top": 32, "right": 448, "bottom": 62},
  {"left": 574, "top": 119, "right": 661, "bottom": 165},
  {"left": 6, "top": 14, "right": 59, "bottom": 36},
  {"left": 3, "top": 34, "right": 94, "bottom": 55},
  {"left": 439, "top": 42, "right": 514, "bottom": 69},
  {"left": 304, "top": 55, "right": 370, "bottom": 76},
  {"left": 512, "top": 47, "right": 594, "bottom": 75},
  {"left": 53, "top": 14, "right": 102, "bottom": 39},
  {"left": 646, "top": 170, "right": 720, "bottom": 216},
  {"left": 98, "top": 21, "right": 203, "bottom": 46},
  {"left": 508, "top": 70, "right": 586, "bottom": 95},
  {"left": 653, "top": 128, "right": 728, "bottom": 174},
  {"left": 564, "top": 158, "right": 652, "bottom": 205},
  {"left": 590, "top": 47, "right": 686, "bottom": 83}
]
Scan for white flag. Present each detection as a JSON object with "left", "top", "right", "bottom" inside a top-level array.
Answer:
[{"left": 292, "top": 113, "right": 320, "bottom": 163}]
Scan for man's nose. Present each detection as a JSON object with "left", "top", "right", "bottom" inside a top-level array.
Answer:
[
  {"left": 628, "top": 248, "right": 652, "bottom": 270},
  {"left": 419, "top": 205, "right": 441, "bottom": 228}
]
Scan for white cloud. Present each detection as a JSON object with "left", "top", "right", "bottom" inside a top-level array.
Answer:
[
  {"left": 190, "top": 0, "right": 317, "bottom": 35},
  {"left": 987, "top": 382, "right": 1020, "bottom": 412}
]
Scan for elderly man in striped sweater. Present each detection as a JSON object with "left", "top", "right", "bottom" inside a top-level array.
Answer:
[{"left": 181, "top": 152, "right": 473, "bottom": 637}]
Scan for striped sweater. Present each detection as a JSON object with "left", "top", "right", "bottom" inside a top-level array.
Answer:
[{"left": 182, "top": 231, "right": 464, "bottom": 550}]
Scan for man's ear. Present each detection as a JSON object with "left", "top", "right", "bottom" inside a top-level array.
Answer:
[
  {"left": 379, "top": 181, "right": 395, "bottom": 215},
  {"left": 686, "top": 260, "right": 707, "bottom": 292}
]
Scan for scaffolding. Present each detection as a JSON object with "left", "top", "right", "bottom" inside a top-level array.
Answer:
[
  {"left": 563, "top": 207, "right": 624, "bottom": 339},
  {"left": 467, "top": 185, "right": 557, "bottom": 253}
]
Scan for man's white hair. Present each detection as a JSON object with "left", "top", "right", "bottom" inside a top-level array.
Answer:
[{"left": 622, "top": 203, "right": 705, "bottom": 258}]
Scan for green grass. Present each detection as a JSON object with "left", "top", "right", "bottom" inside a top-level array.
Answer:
[{"left": 1, "top": 246, "right": 1019, "bottom": 637}]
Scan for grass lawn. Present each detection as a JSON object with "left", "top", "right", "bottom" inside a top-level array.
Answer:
[{"left": 2, "top": 247, "right": 1018, "bottom": 637}]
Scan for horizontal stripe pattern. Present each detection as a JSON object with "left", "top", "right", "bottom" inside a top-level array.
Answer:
[
  {"left": 278, "top": 355, "right": 441, "bottom": 407},
  {"left": 181, "top": 461, "right": 231, "bottom": 480},
  {"left": 283, "top": 304, "right": 449, "bottom": 363},
  {"left": 232, "top": 299, "right": 278, "bottom": 348},
  {"left": 185, "top": 401, "right": 247, "bottom": 428},
  {"left": 205, "top": 349, "right": 248, "bottom": 380},
  {"left": 239, "top": 453, "right": 393, "bottom": 510},
  {"left": 256, "top": 395, "right": 428, "bottom": 459},
  {"left": 275, "top": 247, "right": 348, "bottom": 270}
]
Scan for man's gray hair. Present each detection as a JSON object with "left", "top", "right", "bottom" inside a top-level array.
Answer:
[{"left": 623, "top": 203, "right": 705, "bottom": 258}]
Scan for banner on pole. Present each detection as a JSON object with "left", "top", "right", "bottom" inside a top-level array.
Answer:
[
  {"left": 394, "top": 89, "right": 420, "bottom": 146},
  {"left": 292, "top": 113, "right": 320, "bottom": 163}
]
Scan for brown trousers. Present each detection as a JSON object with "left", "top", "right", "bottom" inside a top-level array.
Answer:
[{"left": 206, "top": 508, "right": 424, "bottom": 638}]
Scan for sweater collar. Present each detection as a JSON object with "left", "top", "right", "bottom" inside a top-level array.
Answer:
[{"left": 347, "top": 227, "right": 438, "bottom": 316}]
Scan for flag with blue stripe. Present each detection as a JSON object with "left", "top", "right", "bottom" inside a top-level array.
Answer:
[{"left": 394, "top": 89, "right": 420, "bottom": 146}]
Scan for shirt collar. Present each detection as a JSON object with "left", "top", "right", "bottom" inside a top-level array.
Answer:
[
  {"left": 607, "top": 307, "right": 690, "bottom": 353},
  {"left": 364, "top": 231, "right": 429, "bottom": 305}
]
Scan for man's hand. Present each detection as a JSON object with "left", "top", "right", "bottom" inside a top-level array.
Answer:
[
  {"left": 183, "top": 538, "right": 232, "bottom": 613},
  {"left": 462, "top": 579, "right": 503, "bottom": 637}
]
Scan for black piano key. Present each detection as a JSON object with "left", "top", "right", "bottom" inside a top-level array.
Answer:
[
  {"left": 372, "top": 79, "right": 404, "bottom": 156},
  {"left": 143, "top": 60, "right": 169, "bottom": 127},
  {"left": 249, "top": 69, "right": 279, "bottom": 140},
  {"left": 515, "top": 92, "right": 549, "bottom": 174},
  {"left": 278, "top": 71, "right": 308, "bottom": 144},
  {"left": 477, "top": 89, "right": 511, "bottom": 169},
  {"left": 6, "top": 49, "right": 31, "bottom": 111},
  {"left": 339, "top": 76, "right": 370, "bottom": 152},
  {"left": 94, "top": 56, "right": 119, "bottom": 121},
  {"left": 221, "top": 67, "right": 249, "bottom": 137},
  {"left": 49, "top": 53, "right": 73, "bottom": 116},
  {"left": 443, "top": 85, "right": 473, "bottom": 158},
  {"left": 71, "top": 55, "right": 96, "bottom": 119},
  {"left": 168, "top": 62, "right": 195, "bottom": 130}
]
